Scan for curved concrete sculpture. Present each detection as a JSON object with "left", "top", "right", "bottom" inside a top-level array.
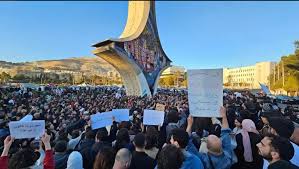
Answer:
[{"left": 92, "top": 1, "right": 171, "bottom": 96}]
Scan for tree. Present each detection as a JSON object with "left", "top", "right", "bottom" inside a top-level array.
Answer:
[
  {"left": 0, "top": 72, "right": 11, "bottom": 83},
  {"left": 13, "top": 74, "right": 27, "bottom": 82},
  {"left": 295, "top": 40, "right": 299, "bottom": 55},
  {"left": 270, "top": 41, "right": 299, "bottom": 94}
]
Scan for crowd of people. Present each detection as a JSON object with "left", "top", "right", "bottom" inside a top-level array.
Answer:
[{"left": 0, "top": 86, "right": 298, "bottom": 169}]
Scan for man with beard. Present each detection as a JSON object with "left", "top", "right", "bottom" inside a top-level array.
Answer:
[{"left": 256, "top": 135, "right": 299, "bottom": 169}]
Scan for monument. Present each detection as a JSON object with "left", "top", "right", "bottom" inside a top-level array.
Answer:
[{"left": 92, "top": 1, "right": 171, "bottom": 97}]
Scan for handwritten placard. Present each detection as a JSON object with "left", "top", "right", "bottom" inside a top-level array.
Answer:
[
  {"left": 90, "top": 112, "right": 113, "bottom": 130},
  {"left": 143, "top": 110, "right": 165, "bottom": 126},
  {"left": 155, "top": 103, "right": 166, "bottom": 111},
  {"left": 9, "top": 120, "right": 45, "bottom": 139},
  {"left": 187, "top": 69, "right": 223, "bottom": 117},
  {"left": 112, "top": 109, "right": 129, "bottom": 122}
]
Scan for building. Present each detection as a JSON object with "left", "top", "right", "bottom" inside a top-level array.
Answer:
[
  {"left": 159, "top": 66, "right": 186, "bottom": 87},
  {"left": 223, "top": 61, "right": 276, "bottom": 89},
  {"left": 161, "top": 66, "right": 185, "bottom": 76}
]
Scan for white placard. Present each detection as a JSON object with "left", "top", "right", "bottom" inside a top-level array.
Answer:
[
  {"left": 112, "top": 109, "right": 129, "bottom": 122},
  {"left": 90, "top": 112, "right": 113, "bottom": 130},
  {"left": 187, "top": 69, "right": 223, "bottom": 117},
  {"left": 143, "top": 110, "right": 165, "bottom": 126},
  {"left": 20, "top": 114, "right": 33, "bottom": 122},
  {"left": 9, "top": 120, "right": 45, "bottom": 139}
]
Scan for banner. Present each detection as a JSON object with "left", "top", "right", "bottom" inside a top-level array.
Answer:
[
  {"left": 9, "top": 120, "right": 45, "bottom": 139},
  {"left": 90, "top": 112, "right": 113, "bottom": 130},
  {"left": 143, "top": 110, "right": 165, "bottom": 126},
  {"left": 112, "top": 109, "right": 130, "bottom": 122},
  {"left": 187, "top": 69, "right": 223, "bottom": 117},
  {"left": 259, "top": 82, "right": 271, "bottom": 95}
]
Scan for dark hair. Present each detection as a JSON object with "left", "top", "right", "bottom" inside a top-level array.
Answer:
[
  {"left": 96, "top": 128, "right": 108, "bottom": 141},
  {"left": 57, "top": 131, "right": 69, "bottom": 142},
  {"left": 235, "top": 116, "right": 243, "bottom": 124},
  {"left": 114, "top": 128, "right": 130, "bottom": 152},
  {"left": 118, "top": 121, "right": 132, "bottom": 130},
  {"left": 93, "top": 146, "right": 115, "bottom": 169},
  {"left": 268, "top": 117, "right": 295, "bottom": 138},
  {"left": 268, "top": 135, "right": 294, "bottom": 161},
  {"left": 145, "top": 126, "right": 158, "bottom": 149},
  {"left": 134, "top": 133, "right": 146, "bottom": 148},
  {"left": 71, "top": 130, "right": 80, "bottom": 139},
  {"left": 9, "top": 148, "right": 40, "bottom": 169},
  {"left": 209, "top": 124, "right": 221, "bottom": 137},
  {"left": 85, "top": 130, "right": 96, "bottom": 140},
  {"left": 54, "top": 140, "right": 67, "bottom": 153},
  {"left": 167, "top": 110, "right": 179, "bottom": 123},
  {"left": 170, "top": 128, "right": 189, "bottom": 149},
  {"left": 157, "top": 144, "right": 184, "bottom": 169}
]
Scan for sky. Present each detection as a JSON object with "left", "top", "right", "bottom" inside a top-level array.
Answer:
[{"left": 0, "top": 1, "right": 299, "bottom": 69}]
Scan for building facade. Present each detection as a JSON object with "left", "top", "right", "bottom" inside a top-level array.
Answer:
[
  {"left": 161, "top": 66, "right": 185, "bottom": 76},
  {"left": 223, "top": 61, "right": 276, "bottom": 89}
]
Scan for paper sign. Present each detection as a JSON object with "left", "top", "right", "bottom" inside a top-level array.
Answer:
[
  {"left": 112, "top": 109, "right": 129, "bottom": 122},
  {"left": 143, "top": 110, "right": 165, "bottom": 126},
  {"left": 90, "top": 112, "right": 113, "bottom": 130},
  {"left": 9, "top": 120, "right": 45, "bottom": 139},
  {"left": 20, "top": 114, "right": 33, "bottom": 122},
  {"left": 259, "top": 83, "right": 271, "bottom": 95},
  {"left": 155, "top": 103, "right": 166, "bottom": 111},
  {"left": 187, "top": 69, "right": 223, "bottom": 117}
]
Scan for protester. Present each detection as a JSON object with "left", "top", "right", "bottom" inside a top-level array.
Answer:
[
  {"left": 232, "top": 119, "right": 263, "bottom": 169},
  {"left": 54, "top": 140, "right": 70, "bottom": 169},
  {"left": 157, "top": 144, "right": 184, "bottom": 169},
  {"left": 266, "top": 117, "right": 299, "bottom": 167},
  {"left": 144, "top": 126, "right": 159, "bottom": 160},
  {"left": 112, "top": 148, "right": 132, "bottom": 169},
  {"left": 129, "top": 133, "right": 155, "bottom": 169},
  {"left": 232, "top": 117, "right": 243, "bottom": 135},
  {"left": 186, "top": 107, "right": 234, "bottom": 169},
  {"left": 170, "top": 128, "right": 204, "bottom": 169},
  {"left": 0, "top": 86, "right": 298, "bottom": 169},
  {"left": 66, "top": 151, "right": 84, "bottom": 169},
  {"left": 0, "top": 133, "right": 54, "bottom": 169},
  {"left": 257, "top": 135, "right": 299, "bottom": 169},
  {"left": 93, "top": 146, "right": 116, "bottom": 169}
]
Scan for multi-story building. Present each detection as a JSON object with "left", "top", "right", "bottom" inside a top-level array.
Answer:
[
  {"left": 223, "top": 61, "right": 276, "bottom": 89},
  {"left": 160, "top": 66, "right": 186, "bottom": 87},
  {"left": 161, "top": 66, "right": 185, "bottom": 76}
]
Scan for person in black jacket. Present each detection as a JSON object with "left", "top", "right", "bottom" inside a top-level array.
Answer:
[
  {"left": 129, "top": 133, "right": 155, "bottom": 169},
  {"left": 232, "top": 119, "right": 263, "bottom": 169}
]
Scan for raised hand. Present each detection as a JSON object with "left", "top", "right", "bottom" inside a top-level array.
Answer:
[
  {"left": 41, "top": 133, "right": 51, "bottom": 150},
  {"left": 187, "top": 115, "right": 194, "bottom": 127},
  {"left": 1, "top": 135, "right": 14, "bottom": 157},
  {"left": 220, "top": 106, "right": 227, "bottom": 118},
  {"left": 186, "top": 115, "right": 193, "bottom": 136},
  {"left": 4, "top": 136, "right": 14, "bottom": 149}
]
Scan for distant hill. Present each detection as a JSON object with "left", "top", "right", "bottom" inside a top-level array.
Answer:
[{"left": 0, "top": 56, "right": 118, "bottom": 76}]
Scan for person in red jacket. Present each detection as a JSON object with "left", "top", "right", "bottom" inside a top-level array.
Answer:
[{"left": 0, "top": 133, "right": 55, "bottom": 169}]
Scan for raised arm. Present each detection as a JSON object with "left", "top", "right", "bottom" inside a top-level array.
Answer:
[
  {"left": 220, "top": 106, "right": 229, "bottom": 129},
  {"left": 186, "top": 115, "right": 193, "bottom": 136},
  {"left": 41, "top": 133, "right": 55, "bottom": 169},
  {"left": 1, "top": 136, "right": 14, "bottom": 157},
  {"left": 0, "top": 136, "right": 14, "bottom": 169}
]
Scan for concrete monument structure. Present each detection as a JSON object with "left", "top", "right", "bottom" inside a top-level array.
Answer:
[{"left": 92, "top": 1, "right": 171, "bottom": 96}]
